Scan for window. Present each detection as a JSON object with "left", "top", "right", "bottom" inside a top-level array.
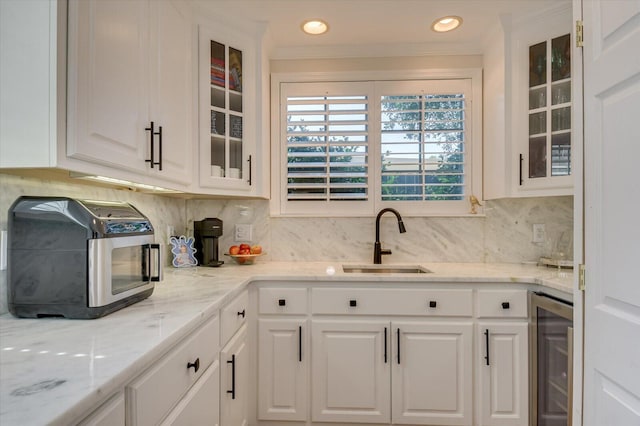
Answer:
[{"left": 272, "top": 71, "right": 482, "bottom": 216}]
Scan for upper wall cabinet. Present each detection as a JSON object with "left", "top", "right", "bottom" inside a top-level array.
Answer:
[
  {"left": 66, "top": 0, "right": 193, "bottom": 188},
  {"left": 197, "top": 21, "right": 267, "bottom": 198},
  {"left": 509, "top": 5, "right": 573, "bottom": 196}
]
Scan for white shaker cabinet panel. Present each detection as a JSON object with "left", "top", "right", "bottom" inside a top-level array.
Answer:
[
  {"left": 478, "top": 322, "right": 529, "bottom": 426},
  {"left": 257, "top": 318, "right": 308, "bottom": 421},
  {"left": 67, "top": 0, "right": 193, "bottom": 186},
  {"left": 311, "top": 320, "right": 391, "bottom": 423},
  {"left": 392, "top": 321, "right": 474, "bottom": 425}
]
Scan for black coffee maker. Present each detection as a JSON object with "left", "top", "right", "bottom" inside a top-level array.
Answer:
[{"left": 194, "top": 218, "right": 224, "bottom": 267}]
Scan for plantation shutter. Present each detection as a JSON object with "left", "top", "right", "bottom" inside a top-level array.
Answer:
[
  {"left": 283, "top": 82, "right": 370, "bottom": 203},
  {"left": 380, "top": 91, "right": 467, "bottom": 201}
]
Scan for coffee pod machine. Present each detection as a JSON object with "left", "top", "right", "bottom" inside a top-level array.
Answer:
[{"left": 194, "top": 218, "right": 224, "bottom": 267}]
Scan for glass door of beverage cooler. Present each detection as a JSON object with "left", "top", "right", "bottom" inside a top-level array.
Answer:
[{"left": 530, "top": 292, "right": 574, "bottom": 426}]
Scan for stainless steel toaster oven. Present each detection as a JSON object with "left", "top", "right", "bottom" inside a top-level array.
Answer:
[{"left": 7, "top": 197, "right": 161, "bottom": 319}]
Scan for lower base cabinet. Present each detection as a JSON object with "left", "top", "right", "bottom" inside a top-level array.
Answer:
[
  {"left": 478, "top": 322, "right": 529, "bottom": 426},
  {"left": 160, "top": 360, "right": 220, "bottom": 426},
  {"left": 221, "top": 324, "right": 249, "bottom": 426},
  {"left": 258, "top": 318, "right": 308, "bottom": 421},
  {"left": 311, "top": 320, "right": 391, "bottom": 423},
  {"left": 392, "top": 322, "right": 473, "bottom": 425},
  {"left": 126, "top": 316, "right": 220, "bottom": 425},
  {"left": 256, "top": 285, "right": 530, "bottom": 426},
  {"left": 310, "top": 320, "right": 474, "bottom": 425}
]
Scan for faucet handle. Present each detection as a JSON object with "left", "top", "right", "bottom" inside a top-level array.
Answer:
[{"left": 381, "top": 248, "right": 392, "bottom": 256}]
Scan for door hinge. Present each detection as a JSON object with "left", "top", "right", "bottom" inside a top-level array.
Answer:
[
  {"left": 578, "top": 264, "right": 586, "bottom": 291},
  {"left": 576, "top": 20, "right": 584, "bottom": 47}
]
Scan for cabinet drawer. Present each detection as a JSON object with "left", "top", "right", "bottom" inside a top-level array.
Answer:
[
  {"left": 476, "top": 289, "right": 528, "bottom": 318},
  {"left": 259, "top": 287, "right": 308, "bottom": 315},
  {"left": 312, "top": 288, "right": 473, "bottom": 317},
  {"left": 221, "top": 290, "right": 249, "bottom": 345},
  {"left": 126, "top": 315, "right": 219, "bottom": 426}
]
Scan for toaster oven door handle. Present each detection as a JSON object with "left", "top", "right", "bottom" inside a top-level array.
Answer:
[{"left": 143, "top": 244, "right": 162, "bottom": 282}]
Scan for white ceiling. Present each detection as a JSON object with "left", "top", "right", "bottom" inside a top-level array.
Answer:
[{"left": 198, "top": 0, "right": 567, "bottom": 58}]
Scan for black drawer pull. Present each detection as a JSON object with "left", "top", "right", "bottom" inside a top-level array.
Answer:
[
  {"left": 502, "top": 302, "right": 510, "bottom": 309},
  {"left": 484, "top": 329, "right": 490, "bottom": 365},
  {"left": 187, "top": 358, "right": 200, "bottom": 373},
  {"left": 278, "top": 299, "right": 286, "bottom": 306},
  {"left": 237, "top": 309, "right": 246, "bottom": 318},
  {"left": 227, "top": 354, "right": 236, "bottom": 399},
  {"left": 349, "top": 299, "right": 357, "bottom": 307},
  {"left": 429, "top": 300, "right": 437, "bottom": 308}
]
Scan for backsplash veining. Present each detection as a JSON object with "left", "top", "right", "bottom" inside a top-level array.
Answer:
[{"left": 0, "top": 173, "right": 573, "bottom": 315}]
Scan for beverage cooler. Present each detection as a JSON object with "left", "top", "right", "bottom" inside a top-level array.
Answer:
[{"left": 529, "top": 292, "right": 574, "bottom": 426}]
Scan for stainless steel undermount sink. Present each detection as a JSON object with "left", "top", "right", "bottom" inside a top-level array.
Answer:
[{"left": 342, "top": 264, "right": 432, "bottom": 274}]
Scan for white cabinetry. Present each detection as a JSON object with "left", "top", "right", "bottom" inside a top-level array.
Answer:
[
  {"left": 220, "top": 290, "right": 249, "bottom": 426},
  {"left": 393, "top": 321, "right": 473, "bottom": 425},
  {"left": 311, "top": 287, "right": 474, "bottom": 425},
  {"left": 484, "top": 3, "right": 573, "bottom": 198},
  {"left": 257, "top": 287, "right": 308, "bottom": 421},
  {"left": 312, "top": 320, "right": 391, "bottom": 423},
  {"left": 126, "top": 315, "right": 220, "bottom": 425},
  {"left": 476, "top": 290, "right": 529, "bottom": 426},
  {"left": 77, "top": 392, "right": 125, "bottom": 426},
  {"left": 67, "top": 0, "right": 193, "bottom": 187},
  {"left": 197, "top": 19, "right": 268, "bottom": 197}
]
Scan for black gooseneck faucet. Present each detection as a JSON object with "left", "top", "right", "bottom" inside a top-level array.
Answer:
[{"left": 373, "top": 208, "right": 406, "bottom": 264}]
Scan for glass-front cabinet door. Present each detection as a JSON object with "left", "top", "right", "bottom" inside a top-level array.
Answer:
[
  {"left": 510, "top": 4, "right": 573, "bottom": 197},
  {"left": 527, "top": 34, "right": 572, "bottom": 181},
  {"left": 199, "top": 25, "right": 256, "bottom": 193}
]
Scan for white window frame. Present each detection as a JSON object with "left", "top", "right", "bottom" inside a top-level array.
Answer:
[{"left": 270, "top": 69, "right": 483, "bottom": 217}]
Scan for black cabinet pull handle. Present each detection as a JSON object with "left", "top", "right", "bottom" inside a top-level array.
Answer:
[
  {"left": 384, "top": 327, "right": 388, "bottom": 364},
  {"left": 349, "top": 299, "right": 357, "bottom": 307},
  {"left": 227, "top": 354, "right": 236, "bottom": 399},
  {"left": 298, "top": 325, "right": 302, "bottom": 362},
  {"left": 237, "top": 309, "right": 245, "bottom": 318},
  {"left": 429, "top": 300, "right": 437, "bottom": 308},
  {"left": 247, "top": 155, "right": 252, "bottom": 185},
  {"left": 145, "top": 121, "right": 155, "bottom": 168},
  {"left": 144, "top": 121, "right": 162, "bottom": 169},
  {"left": 397, "top": 328, "right": 401, "bottom": 364},
  {"left": 519, "top": 154, "right": 524, "bottom": 185},
  {"left": 187, "top": 357, "right": 200, "bottom": 373},
  {"left": 278, "top": 299, "right": 286, "bottom": 306},
  {"left": 502, "top": 302, "right": 510, "bottom": 309},
  {"left": 157, "top": 125, "right": 163, "bottom": 171},
  {"left": 484, "top": 329, "right": 490, "bottom": 366}
]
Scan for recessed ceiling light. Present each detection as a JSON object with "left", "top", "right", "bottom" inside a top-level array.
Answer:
[
  {"left": 431, "top": 16, "right": 463, "bottom": 32},
  {"left": 301, "top": 19, "right": 329, "bottom": 35}
]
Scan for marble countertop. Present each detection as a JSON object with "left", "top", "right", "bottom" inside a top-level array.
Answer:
[{"left": 0, "top": 261, "right": 573, "bottom": 425}]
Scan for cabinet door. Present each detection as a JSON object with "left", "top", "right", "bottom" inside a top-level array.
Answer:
[
  {"left": 311, "top": 320, "right": 390, "bottom": 423},
  {"left": 391, "top": 321, "right": 473, "bottom": 425},
  {"left": 478, "top": 322, "right": 528, "bottom": 426},
  {"left": 220, "top": 324, "right": 249, "bottom": 426},
  {"left": 67, "top": 0, "right": 150, "bottom": 171},
  {"left": 198, "top": 24, "right": 257, "bottom": 194},
  {"left": 510, "top": 5, "right": 573, "bottom": 196},
  {"left": 258, "top": 318, "right": 308, "bottom": 421},
  {"left": 148, "top": 0, "right": 193, "bottom": 185},
  {"left": 77, "top": 392, "right": 125, "bottom": 426},
  {"left": 160, "top": 360, "right": 220, "bottom": 426}
]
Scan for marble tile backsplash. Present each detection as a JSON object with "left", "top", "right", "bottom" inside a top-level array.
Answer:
[{"left": 0, "top": 172, "right": 573, "bottom": 315}]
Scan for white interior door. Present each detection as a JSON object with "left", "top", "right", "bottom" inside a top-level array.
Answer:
[{"left": 582, "top": 1, "right": 640, "bottom": 425}]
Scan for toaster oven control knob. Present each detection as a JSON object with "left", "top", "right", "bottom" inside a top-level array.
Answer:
[{"left": 187, "top": 358, "right": 200, "bottom": 373}]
